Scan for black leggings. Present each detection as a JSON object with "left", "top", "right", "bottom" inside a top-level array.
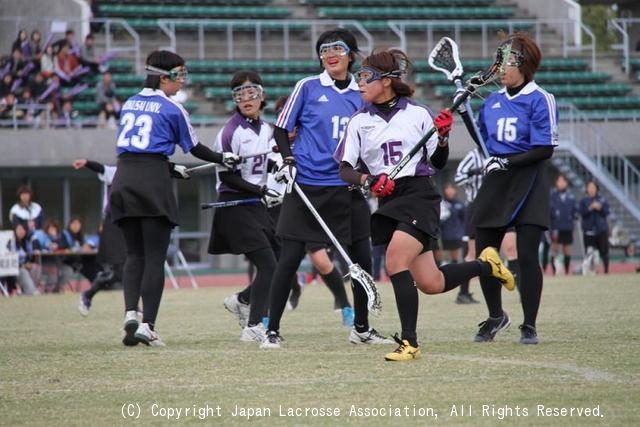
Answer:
[
  {"left": 245, "top": 247, "right": 277, "bottom": 325},
  {"left": 476, "top": 224, "right": 544, "bottom": 327},
  {"left": 118, "top": 217, "right": 172, "bottom": 327},
  {"left": 584, "top": 232, "right": 609, "bottom": 273}
]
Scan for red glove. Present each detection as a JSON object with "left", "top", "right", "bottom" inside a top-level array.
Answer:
[
  {"left": 366, "top": 174, "right": 395, "bottom": 197},
  {"left": 434, "top": 109, "right": 453, "bottom": 138}
]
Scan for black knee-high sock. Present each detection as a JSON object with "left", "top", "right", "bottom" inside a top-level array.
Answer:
[
  {"left": 440, "top": 261, "right": 485, "bottom": 293},
  {"left": 245, "top": 247, "right": 277, "bottom": 326},
  {"left": 349, "top": 238, "right": 372, "bottom": 333},
  {"left": 459, "top": 280, "right": 470, "bottom": 295},
  {"left": 389, "top": 270, "right": 418, "bottom": 347},
  {"left": 508, "top": 259, "right": 520, "bottom": 291},
  {"left": 321, "top": 268, "right": 351, "bottom": 308},
  {"left": 564, "top": 255, "right": 571, "bottom": 275},
  {"left": 517, "top": 225, "right": 544, "bottom": 328}
]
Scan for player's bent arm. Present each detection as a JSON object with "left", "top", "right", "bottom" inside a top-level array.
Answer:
[
  {"left": 84, "top": 160, "right": 105, "bottom": 174},
  {"left": 429, "top": 139, "right": 449, "bottom": 170},
  {"left": 339, "top": 161, "right": 365, "bottom": 186},
  {"left": 273, "top": 126, "right": 293, "bottom": 159},
  {"left": 218, "top": 170, "right": 264, "bottom": 196},
  {"left": 190, "top": 143, "right": 224, "bottom": 164},
  {"left": 507, "top": 146, "right": 553, "bottom": 167}
]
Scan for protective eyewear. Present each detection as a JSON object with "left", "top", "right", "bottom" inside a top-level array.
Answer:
[
  {"left": 318, "top": 41, "right": 350, "bottom": 59},
  {"left": 354, "top": 66, "right": 405, "bottom": 84},
  {"left": 145, "top": 64, "right": 189, "bottom": 83},
  {"left": 232, "top": 83, "right": 264, "bottom": 103}
]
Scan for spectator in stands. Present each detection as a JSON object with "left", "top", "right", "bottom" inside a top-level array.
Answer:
[
  {"left": 40, "top": 45, "right": 55, "bottom": 78},
  {"left": 53, "top": 29, "right": 81, "bottom": 58},
  {"left": 9, "top": 185, "right": 44, "bottom": 235},
  {"left": 80, "top": 33, "right": 101, "bottom": 75},
  {"left": 11, "top": 29, "right": 29, "bottom": 54},
  {"left": 25, "top": 30, "right": 43, "bottom": 73},
  {"left": 62, "top": 216, "right": 98, "bottom": 284},
  {"left": 0, "top": 223, "right": 40, "bottom": 295},
  {"left": 579, "top": 180, "right": 610, "bottom": 274},
  {"left": 95, "top": 71, "right": 120, "bottom": 128},
  {"left": 0, "top": 92, "right": 16, "bottom": 121},
  {"left": 13, "top": 222, "right": 40, "bottom": 295},
  {"left": 549, "top": 173, "right": 578, "bottom": 275},
  {"left": 31, "top": 218, "right": 70, "bottom": 293},
  {"left": 470, "top": 33, "right": 557, "bottom": 345},
  {"left": 54, "top": 99, "right": 78, "bottom": 128},
  {"left": 0, "top": 74, "right": 13, "bottom": 97},
  {"left": 54, "top": 42, "right": 87, "bottom": 85}
]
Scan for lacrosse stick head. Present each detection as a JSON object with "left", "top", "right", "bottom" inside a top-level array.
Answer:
[
  {"left": 349, "top": 264, "right": 381, "bottom": 315},
  {"left": 467, "top": 39, "right": 513, "bottom": 88},
  {"left": 428, "top": 37, "right": 464, "bottom": 81}
]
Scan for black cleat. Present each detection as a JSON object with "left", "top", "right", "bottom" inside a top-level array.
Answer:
[{"left": 474, "top": 312, "right": 510, "bottom": 342}]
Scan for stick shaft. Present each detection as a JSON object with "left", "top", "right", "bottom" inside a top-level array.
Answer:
[
  {"left": 185, "top": 149, "right": 275, "bottom": 175},
  {"left": 200, "top": 198, "right": 261, "bottom": 209},
  {"left": 293, "top": 183, "right": 354, "bottom": 266}
]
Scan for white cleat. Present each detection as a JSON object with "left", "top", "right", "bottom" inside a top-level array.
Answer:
[
  {"left": 349, "top": 328, "right": 394, "bottom": 345},
  {"left": 135, "top": 322, "right": 166, "bottom": 347},
  {"left": 240, "top": 323, "right": 267, "bottom": 342},
  {"left": 223, "top": 293, "right": 250, "bottom": 328}
]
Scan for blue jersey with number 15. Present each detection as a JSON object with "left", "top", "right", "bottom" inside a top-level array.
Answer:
[
  {"left": 276, "top": 70, "right": 362, "bottom": 186},
  {"left": 479, "top": 81, "right": 558, "bottom": 156},
  {"left": 116, "top": 88, "right": 199, "bottom": 156}
]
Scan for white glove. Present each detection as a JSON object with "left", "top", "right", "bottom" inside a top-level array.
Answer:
[
  {"left": 170, "top": 163, "right": 190, "bottom": 179},
  {"left": 275, "top": 159, "right": 297, "bottom": 193},
  {"left": 222, "top": 152, "right": 241, "bottom": 168},
  {"left": 261, "top": 187, "right": 283, "bottom": 208},
  {"left": 484, "top": 156, "right": 510, "bottom": 174}
]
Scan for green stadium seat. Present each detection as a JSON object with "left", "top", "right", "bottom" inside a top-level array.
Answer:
[{"left": 317, "top": 6, "right": 513, "bottom": 19}]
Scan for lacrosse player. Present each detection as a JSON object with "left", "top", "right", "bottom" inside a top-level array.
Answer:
[
  {"left": 337, "top": 48, "right": 514, "bottom": 361},
  {"left": 209, "top": 70, "right": 282, "bottom": 343},
  {"left": 110, "top": 50, "right": 240, "bottom": 347},
  {"left": 261, "top": 28, "right": 387, "bottom": 349},
  {"left": 578, "top": 180, "right": 610, "bottom": 274},
  {"left": 549, "top": 173, "right": 579, "bottom": 275},
  {"left": 471, "top": 33, "right": 558, "bottom": 345}
]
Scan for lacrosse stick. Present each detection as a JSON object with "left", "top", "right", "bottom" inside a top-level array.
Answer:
[
  {"left": 200, "top": 198, "right": 261, "bottom": 210},
  {"left": 387, "top": 40, "right": 512, "bottom": 180},
  {"left": 293, "top": 183, "right": 381, "bottom": 314},
  {"left": 185, "top": 148, "right": 277, "bottom": 176},
  {"left": 428, "top": 36, "right": 489, "bottom": 158}
]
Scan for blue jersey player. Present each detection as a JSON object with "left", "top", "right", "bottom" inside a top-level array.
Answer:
[
  {"left": 261, "top": 29, "right": 387, "bottom": 349},
  {"left": 471, "top": 33, "right": 558, "bottom": 345},
  {"left": 110, "top": 50, "right": 240, "bottom": 347}
]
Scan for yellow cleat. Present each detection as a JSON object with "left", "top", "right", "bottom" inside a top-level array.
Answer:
[
  {"left": 384, "top": 335, "right": 421, "bottom": 361},
  {"left": 478, "top": 247, "right": 515, "bottom": 291}
]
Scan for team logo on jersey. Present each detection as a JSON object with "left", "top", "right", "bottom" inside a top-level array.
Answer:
[
  {"left": 317, "top": 94, "right": 329, "bottom": 102},
  {"left": 491, "top": 102, "right": 501, "bottom": 109}
]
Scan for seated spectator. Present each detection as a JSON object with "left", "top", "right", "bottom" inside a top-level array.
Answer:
[
  {"left": 24, "top": 30, "right": 44, "bottom": 74},
  {"left": 40, "top": 45, "right": 55, "bottom": 79},
  {"left": 1, "top": 223, "right": 40, "bottom": 295},
  {"left": 54, "top": 99, "right": 79, "bottom": 128},
  {"left": 96, "top": 72, "right": 120, "bottom": 128},
  {"left": 0, "top": 74, "right": 14, "bottom": 98},
  {"left": 11, "top": 29, "right": 29, "bottom": 55},
  {"left": 9, "top": 185, "right": 44, "bottom": 235},
  {"left": 0, "top": 92, "right": 16, "bottom": 122},
  {"left": 54, "top": 42, "right": 89, "bottom": 86},
  {"left": 31, "top": 218, "right": 71, "bottom": 293},
  {"left": 62, "top": 216, "right": 98, "bottom": 283}
]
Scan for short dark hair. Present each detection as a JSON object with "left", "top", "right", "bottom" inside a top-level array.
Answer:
[
  {"left": 361, "top": 48, "right": 414, "bottom": 97},
  {"left": 16, "top": 185, "right": 33, "bottom": 198},
  {"left": 315, "top": 28, "right": 359, "bottom": 71},
  {"left": 144, "top": 50, "right": 185, "bottom": 89},
  {"left": 229, "top": 70, "right": 266, "bottom": 110}
]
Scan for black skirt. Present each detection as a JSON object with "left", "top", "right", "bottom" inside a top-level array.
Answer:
[
  {"left": 276, "top": 184, "right": 351, "bottom": 246},
  {"left": 208, "top": 193, "right": 276, "bottom": 254},
  {"left": 110, "top": 153, "right": 179, "bottom": 226},
  {"left": 472, "top": 161, "right": 551, "bottom": 229},
  {"left": 371, "top": 176, "right": 441, "bottom": 246}
]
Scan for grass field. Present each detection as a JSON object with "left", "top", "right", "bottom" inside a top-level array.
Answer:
[{"left": 1, "top": 274, "right": 639, "bottom": 426}]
